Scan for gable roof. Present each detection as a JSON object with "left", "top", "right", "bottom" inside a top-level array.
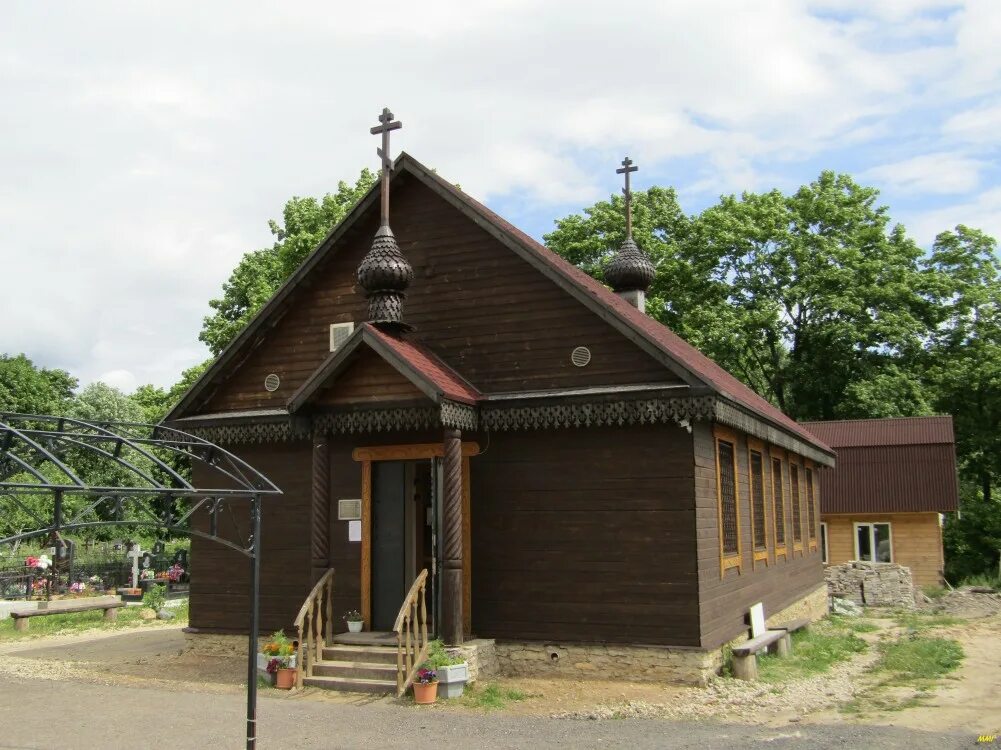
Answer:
[
  {"left": 287, "top": 323, "right": 480, "bottom": 412},
  {"left": 801, "top": 416, "right": 957, "bottom": 513},
  {"left": 165, "top": 153, "right": 829, "bottom": 455},
  {"left": 801, "top": 416, "right": 954, "bottom": 449}
]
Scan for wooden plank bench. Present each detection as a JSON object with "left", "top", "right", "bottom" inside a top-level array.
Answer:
[
  {"left": 9, "top": 600, "right": 125, "bottom": 632},
  {"left": 731, "top": 630, "right": 787, "bottom": 680}
]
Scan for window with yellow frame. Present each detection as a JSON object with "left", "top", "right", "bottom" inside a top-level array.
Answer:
[
  {"left": 790, "top": 459, "right": 804, "bottom": 554},
  {"left": 714, "top": 426, "right": 741, "bottom": 576},
  {"left": 770, "top": 451, "right": 787, "bottom": 559},
  {"left": 747, "top": 439, "right": 769, "bottom": 567}
]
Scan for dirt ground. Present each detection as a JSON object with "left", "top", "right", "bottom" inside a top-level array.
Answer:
[{"left": 0, "top": 607, "right": 998, "bottom": 736}]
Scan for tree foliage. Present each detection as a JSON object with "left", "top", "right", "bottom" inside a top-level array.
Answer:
[
  {"left": 200, "top": 169, "right": 377, "bottom": 355},
  {"left": 549, "top": 174, "right": 1001, "bottom": 581},
  {"left": 0, "top": 354, "right": 76, "bottom": 414}
]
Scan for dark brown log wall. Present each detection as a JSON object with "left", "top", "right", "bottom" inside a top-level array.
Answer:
[
  {"left": 470, "top": 424, "right": 701, "bottom": 646},
  {"left": 201, "top": 175, "right": 673, "bottom": 413},
  {"left": 694, "top": 422, "right": 824, "bottom": 649},
  {"left": 314, "top": 349, "right": 425, "bottom": 406},
  {"left": 188, "top": 441, "right": 312, "bottom": 634}
]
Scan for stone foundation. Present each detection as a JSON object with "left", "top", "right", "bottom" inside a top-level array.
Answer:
[
  {"left": 825, "top": 561, "right": 915, "bottom": 609},
  {"left": 446, "top": 639, "right": 497, "bottom": 682},
  {"left": 765, "top": 583, "right": 830, "bottom": 627},
  {"left": 494, "top": 642, "right": 722, "bottom": 687}
]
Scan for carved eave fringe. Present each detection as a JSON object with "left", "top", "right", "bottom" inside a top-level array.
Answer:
[
  {"left": 179, "top": 396, "right": 832, "bottom": 464},
  {"left": 713, "top": 400, "right": 835, "bottom": 466},
  {"left": 479, "top": 396, "right": 715, "bottom": 432}
]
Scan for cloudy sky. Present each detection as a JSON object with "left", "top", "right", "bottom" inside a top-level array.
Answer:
[{"left": 2, "top": 1, "right": 999, "bottom": 391}]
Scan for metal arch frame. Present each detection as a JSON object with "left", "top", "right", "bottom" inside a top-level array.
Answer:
[{"left": 0, "top": 413, "right": 281, "bottom": 750}]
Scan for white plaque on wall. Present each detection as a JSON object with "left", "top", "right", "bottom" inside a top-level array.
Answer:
[{"left": 348, "top": 520, "right": 361, "bottom": 542}]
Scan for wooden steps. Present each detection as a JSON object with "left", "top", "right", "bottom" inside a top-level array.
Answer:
[{"left": 303, "top": 636, "right": 398, "bottom": 694}]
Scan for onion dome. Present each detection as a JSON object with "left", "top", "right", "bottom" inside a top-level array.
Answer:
[
  {"left": 357, "top": 225, "right": 414, "bottom": 327},
  {"left": 605, "top": 236, "right": 655, "bottom": 293}
]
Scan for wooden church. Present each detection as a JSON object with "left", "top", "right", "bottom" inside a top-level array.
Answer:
[{"left": 167, "top": 110, "right": 833, "bottom": 687}]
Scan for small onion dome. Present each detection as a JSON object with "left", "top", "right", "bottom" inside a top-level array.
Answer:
[
  {"left": 357, "top": 225, "right": 414, "bottom": 327},
  {"left": 358, "top": 225, "right": 413, "bottom": 293},
  {"left": 605, "top": 236, "right": 655, "bottom": 292}
]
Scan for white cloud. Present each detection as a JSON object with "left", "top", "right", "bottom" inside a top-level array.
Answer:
[
  {"left": 943, "top": 100, "right": 1001, "bottom": 144},
  {"left": 0, "top": 0, "right": 998, "bottom": 389},
  {"left": 903, "top": 186, "right": 1001, "bottom": 246},
  {"left": 861, "top": 152, "right": 983, "bottom": 194}
]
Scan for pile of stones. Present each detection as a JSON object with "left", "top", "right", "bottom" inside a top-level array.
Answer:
[{"left": 825, "top": 561, "right": 916, "bottom": 609}]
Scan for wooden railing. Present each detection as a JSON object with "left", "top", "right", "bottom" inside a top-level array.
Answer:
[
  {"left": 393, "top": 568, "right": 429, "bottom": 696},
  {"left": 293, "top": 568, "right": 335, "bottom": 689}
]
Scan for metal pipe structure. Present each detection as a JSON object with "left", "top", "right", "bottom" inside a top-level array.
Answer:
[{"left": 0, "top": 413, "right": 281, "bottom": 750}]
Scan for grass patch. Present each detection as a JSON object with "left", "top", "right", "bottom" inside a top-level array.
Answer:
[
  {"left": 838, "top": 633, "right": 964, "bottom": 716},
  {"left": 921, "top": 585, "right": 949, "bottom": 600},
  {"left": 876, "top": 636, "right": 964, "bottom": 679},
  {"left": 959, "top": 573, "right": 1001, "bottom": 590},
  {"left": 757, "top": 618, "right": 868, "bottom": 683},
  {"left": 456, "top": 682, "right": 528, "bottom": 710},
  {"left": 0, "top": 599, "right": 188, "bottom": 641},
  {"left": 893, "top": 611, "right": 964, "bottom": 633}
]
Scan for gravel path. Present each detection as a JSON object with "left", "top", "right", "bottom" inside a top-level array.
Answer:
[{"left": 0, "top": 676, "right": 977, "bottom": 750}]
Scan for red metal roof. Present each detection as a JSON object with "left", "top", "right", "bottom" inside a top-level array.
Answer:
[
  {"left": 364, "top": 324, "right": 481, "bottom": 405},
  {"left": 801, "top": 416, "right": 955, "bottom": 448},
  {"left": 802, "top": 417, "right": 959, "bottom": 514},
  {"left": 418, "top": 164, "right": 830, "bottom": 455}
]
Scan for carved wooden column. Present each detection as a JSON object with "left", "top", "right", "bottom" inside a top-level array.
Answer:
[
  {"left": 441, "top": 428, "right": 464, "bottom": 645},
  {"left": 310, "top": 430, "right": 330, "bottom": 581}
]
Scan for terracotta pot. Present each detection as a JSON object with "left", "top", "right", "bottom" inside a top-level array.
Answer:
[
  {"left": 275, "top": 667, "right": 296, "bottom": 690},
  {"left": 413, "top": 681, "right": 438, "bottom": 704}
]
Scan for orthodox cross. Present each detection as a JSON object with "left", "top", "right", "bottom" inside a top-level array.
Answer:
[
  {"left": 616, "top": 156, "right": 638, "bottom": 238},
  {"left": 370, "top": 107, "right": 403, "bottom": 226}
]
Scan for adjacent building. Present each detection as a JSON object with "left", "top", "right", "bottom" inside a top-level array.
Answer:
[{"left": 802, "top": 416, "right": 959, "bottom": 588}]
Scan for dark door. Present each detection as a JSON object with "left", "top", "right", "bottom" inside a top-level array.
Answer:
[{"left": 371, "top": 461, "right": 406, "bottom": 631}]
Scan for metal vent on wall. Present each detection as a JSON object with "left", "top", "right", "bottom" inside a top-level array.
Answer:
[
  {"left": 570, "top": 346, "right": 592, "bottom": 367},
  {"left": 264, "top": 373, "right": 281, "bottom": 392},
  {"left": 338, "top": 498, "right": 362, "bottom": 520},
  {"left": 330, "top": 322, "right": 355, "bottom": 352}
]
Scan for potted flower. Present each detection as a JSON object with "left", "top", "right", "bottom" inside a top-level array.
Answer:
[
  {"left": 412, "top": 667, "right": 438, "bottom": 704},
  {"left": 344, "top": 609, "right": 364, "bottom": 633},
  {"left": 262, "top": 630, "right": 297, "bottom": 689}
]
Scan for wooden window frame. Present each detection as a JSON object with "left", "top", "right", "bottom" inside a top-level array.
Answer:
[
  {"left": 769, "top": 447, "right": 787, "bottom": 560},
  {"left": 820, "top": 521, "right": 829, "bottom": 564},
  {"left": 352, "top": 442, "right": 479, "bottom": 633},
  {"left": 805, "top": 461, "right": 818, "bottom": 551},
  {"left": 853, "top": 521, "right": 894, "bottom": 563},
  {"left": 747, "top": 437, "right": 769, "bottom": 567},
  {"left": 714, "top": 425, "right": 742, "bottom": 577},
  {"left": 789, "top": 457, "right": 804, "bottom": 555}
]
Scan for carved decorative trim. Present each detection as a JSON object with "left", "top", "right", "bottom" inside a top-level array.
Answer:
[
  {"left": 314, "top": 407, "right": 439, "bottom": 435},
  {"left": 186, "top": 420, "right": 308, "bottom": 445},
  {"left": 713, "top": 400, "right": 834, "bottom": 466},
  {"left": 480, "top": 396, "right": 715, "bottom": 432},
  {"left": 440, "top": 399, "right": 479, "bottom": 431}
]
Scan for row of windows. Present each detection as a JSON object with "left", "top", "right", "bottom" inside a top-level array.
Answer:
[{"left": 715, "top": 427, "right": 820, "bottom": 575}]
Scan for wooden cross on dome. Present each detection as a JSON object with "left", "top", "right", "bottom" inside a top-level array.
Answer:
[
  {"left": 371, "top": 107, "right": 402, "bottom": 226},
  {"left": 616, "top": 156, "right": 638, "bottom": 238}
]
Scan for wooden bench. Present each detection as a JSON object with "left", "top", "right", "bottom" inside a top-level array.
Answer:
[
  {"left": 731, "top": 630, "right": 788, "bottom": 680},
  {"left": 9, "top": 600, "right": 126, "bottom": 632}
]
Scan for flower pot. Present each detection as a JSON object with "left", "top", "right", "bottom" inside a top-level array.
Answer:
[
  {"left": 435, "top": 662, "right": 469, "bottom": 699},
  {"left": 413, "top": 681, "right": 438, "bottom": 704},
  {"left": 275, "top": 667, "right": 296, "bottom": 690},
  {"left": 347, "top": 620, "right": 363, "bottom": 633}
]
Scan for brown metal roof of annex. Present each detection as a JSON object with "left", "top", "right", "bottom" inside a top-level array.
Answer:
[{"left": 802, "top": 416, "right": 959, "bottom": 514}]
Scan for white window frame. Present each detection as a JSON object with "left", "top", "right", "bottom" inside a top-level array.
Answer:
[
  {"left": 820, "top": 521, "right": 829, "bottom": 564},
  {"left": 853, "top": 521, "right": 893, "bottom": 563}
]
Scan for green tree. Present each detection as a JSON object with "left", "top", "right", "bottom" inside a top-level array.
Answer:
[
  {"left": 200, "top": 169, "right": 377, "bottom": 355},
  {"left": 131, "top": 359, "right": 211, "bottom": 424},
  {"left": 0, "top": 354, "right": 76, "bottom": 414},
  {"left": 924, "top": 225, "right": 1001, "bottom": 504},
  {"left": 547, "top": 172, "right": 934, "bottom": 421}
]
